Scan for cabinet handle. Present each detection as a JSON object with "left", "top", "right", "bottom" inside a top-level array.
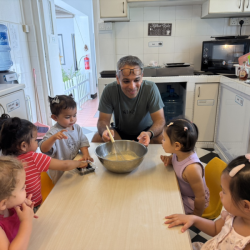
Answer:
[
  {"left": 239, "top": 0, "right": 242, "bottom": 9},
  {"left": 198, "top": 87, "right": 200, "bottom": 97},
  {"left": 247, "top": 0, "right": 249, "bottom": 8},
  {"left": 123, "top": 2, "right": 124, "bottom": 13}
]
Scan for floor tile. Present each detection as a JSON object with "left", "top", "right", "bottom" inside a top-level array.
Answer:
[
  {"left": 191, "top": 234, "right": 207, "bottom": 243},
  {"left": 195, "top": 148, "right": 211, "bottom": 158}
]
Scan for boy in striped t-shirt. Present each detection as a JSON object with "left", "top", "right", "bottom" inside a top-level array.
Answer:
[{"left": 0, "top": 117, "right": 88, "bottom": 212}]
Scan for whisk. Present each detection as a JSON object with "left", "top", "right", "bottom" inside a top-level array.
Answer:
[{"left": 106, "top": 125, "right": 126, "bottom": 161}]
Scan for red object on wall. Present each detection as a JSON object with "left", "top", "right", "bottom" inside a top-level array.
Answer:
[{"left": 84, "top": 56, "right": 90, "bottom": 70}]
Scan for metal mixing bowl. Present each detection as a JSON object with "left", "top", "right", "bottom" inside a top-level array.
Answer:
[{"left": 95, "top": 140, "right": 148, "bottom": 173}]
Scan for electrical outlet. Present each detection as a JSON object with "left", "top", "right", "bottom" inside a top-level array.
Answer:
[
  {"left": 239, "top": 17, "right": 250, "bottom": 25},
  {"left": 230, "top": 17, "right": 250, "bottom": 26},
  {"left": 230, "top": 18, "right": 238, "bottom": 25}
]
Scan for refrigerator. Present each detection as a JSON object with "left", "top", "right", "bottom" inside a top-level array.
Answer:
[{"left": 215, "top": 83, "right": 250, "bottom": 162}]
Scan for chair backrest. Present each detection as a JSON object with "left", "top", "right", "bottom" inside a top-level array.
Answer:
[
  {"left": 41, "top": 172, "right": 54, "bottom": 202},
  {"left": 202, "top": 157, "right": 227, "bottom": 219}
]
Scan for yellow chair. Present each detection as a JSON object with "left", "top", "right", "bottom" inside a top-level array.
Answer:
[
  {"left": 202, "top": 157, "right": 227, "bottom": 220},
  {"left": 41, "top": 172, "right": 54, "bottom": 202}
]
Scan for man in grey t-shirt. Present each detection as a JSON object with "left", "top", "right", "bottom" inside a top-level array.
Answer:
[{"left": 92, "top": 56, "right": 165, "bottom": 146}]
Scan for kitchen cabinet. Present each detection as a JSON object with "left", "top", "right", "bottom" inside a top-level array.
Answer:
[
  {"left": 193, "top": 83, "right": 219, "bottom": 142},
  {"left": 99, "top": 0, "right": 130, "bottom": 21},
  {"left": 202, "top": 0, "right": 250, "bottom": 18}
]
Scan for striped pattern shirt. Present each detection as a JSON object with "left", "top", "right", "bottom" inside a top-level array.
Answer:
[{"left": 18, "top": 152, "right": 51, "bottom": 207}]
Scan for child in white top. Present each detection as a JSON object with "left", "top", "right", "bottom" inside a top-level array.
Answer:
[
  {"left": 39, "top": 94, "right": 93, "bottom": 183},
  {"left": 0, "top": 156, "right": 34, "bottom": 250},
  {"left": 165, "top": 154, "right": 250, "bottom": 250}
]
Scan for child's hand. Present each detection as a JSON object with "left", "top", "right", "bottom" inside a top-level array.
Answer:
[
  {"left": 78, "top": 161, "right": 88, "bottom": 168},
  {"left": 165, "top": 214, "right": 195, "bottom": 233},
  {"left": 160, "top": 155, "right": 172, "bottom": 166},
  {"left": 79, "top": 155, "right": 94, "bottom": 162},
  {"left": 24, "top": 194, "right": 38, "bottom": 219},
  {"left": 53, "top": 129, "right": 68, "bottom": 140},
  {"left": 15, "top": 203, "right": 34, "bottom": 223}
]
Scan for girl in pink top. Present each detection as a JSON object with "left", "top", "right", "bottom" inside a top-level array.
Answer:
[
  {"left": 161, "top": 118, "right": 209, "bottom": 216},
  {"left": 0, "top": 156, "right": 35, "bottom": 249},
  {"left": 165, "top": 154, "right": 250, "bottom": 250}
]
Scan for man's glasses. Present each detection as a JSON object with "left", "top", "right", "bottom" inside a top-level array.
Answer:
[{"left": 118, "top": 68, "right": 143, "bottom": 77}]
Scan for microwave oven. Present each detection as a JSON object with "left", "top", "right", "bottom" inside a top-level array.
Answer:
[{"left": 201, "top": 39, "right": 250, "bottom": 74}]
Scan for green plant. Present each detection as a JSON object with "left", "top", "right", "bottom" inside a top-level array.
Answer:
[{"left": 61, "top": 66, "right": 81, "bottom": 82}]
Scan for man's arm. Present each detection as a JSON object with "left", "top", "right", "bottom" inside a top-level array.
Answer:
[
  {"left": 97, "top": 112, "right": 112, "bottom": 136},
  {"left": 148, "top": 108, "right": 165, "bottom": 137}
]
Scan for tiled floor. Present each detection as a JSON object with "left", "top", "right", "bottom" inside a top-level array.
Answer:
[
  {"left": 79, "top": 97, "right": 221, "bottom": 244},
  {"left": 77, "top": 96, "right": 99, "bottom": 128}
]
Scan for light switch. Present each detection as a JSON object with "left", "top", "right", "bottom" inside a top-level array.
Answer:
[{"left": 148, "top": 41, "right": 163, "bottom": 47}]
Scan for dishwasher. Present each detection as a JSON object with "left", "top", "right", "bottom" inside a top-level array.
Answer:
[
  {"left": 215, "top": 83, "right": 250, "bottom": 162},
  {"left": 0, "top": 84, "right": 28, "bottom": 120}
]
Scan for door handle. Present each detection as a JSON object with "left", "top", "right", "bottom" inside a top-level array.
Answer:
[
  {"left": 123, "top": 2, "right": 124, "bottom": 13},
  {"left": 198, "top": 86, "right": 200, "bottom": 98}
]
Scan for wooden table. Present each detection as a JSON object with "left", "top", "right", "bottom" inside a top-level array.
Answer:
[{"left": 28, "top": 144, "right": 192, "bottom": 250}]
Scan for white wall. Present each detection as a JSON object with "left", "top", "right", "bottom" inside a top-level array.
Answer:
[
  {"left": 56, "top": 18, "right": 75, "bottom": 73},
  {"left": 56, "top": 0, "right": 97, "bottom": 96},
  {"left": 0, "top": 0, "right": 40, "bottom": 122},
  {"left": 98, "top": 5, "right": 250, "bottom": 71}
]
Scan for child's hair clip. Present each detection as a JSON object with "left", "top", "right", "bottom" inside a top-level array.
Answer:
[
  {"left": 229, "top": 164, "right": 245, "bottom": 177},
  {"left": 184, "top": 126, "right": 188, "bottom": 131},
  {"left": 52, "top": 96, "right": 60, "bottom": 104},
  {"left": 167, "top": 122, "right": 174, "bottom": 127},
  {"left": 245, "top": 153, "right": 250, "bottom": 162}
]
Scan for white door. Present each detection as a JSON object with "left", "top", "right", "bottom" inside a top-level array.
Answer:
[
  {"left": 209, "top": 0, "right": 244, "bottom": 13},
  {"left": 100, "top": 0, "right": 127, "bottom": 18},
  {"left": 193, "top": 83, "right": 219, "bottom": 142},
  {"left": 244, "top": 0, "right": 250, "bottom": 12},
  {"left": 39, "top": 0, "right": 64, "bottom": 96}
]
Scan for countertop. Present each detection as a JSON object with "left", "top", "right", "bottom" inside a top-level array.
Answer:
[{"left": 28, "top": 143, "right": 192, "bottom": 250}]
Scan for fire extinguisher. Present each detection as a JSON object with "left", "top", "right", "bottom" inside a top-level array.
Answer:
[{"left": 84, "top": 55, "right": 90, "bottom": 70}]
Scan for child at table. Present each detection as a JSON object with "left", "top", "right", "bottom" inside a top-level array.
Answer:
[
  {"left": 160, "top": 118, "right": 209, "bottom": 216},
  {"left": 165, "top": 154, "right": 250, "bottom": 250},
  {"left": 39, "top": 94, "right": 93, "bottom": 184},
  {"left": 0, "top": 117, "right": 88, "bottom": 212},
  {"left": 0, "top": 156, "right": 34, "bottom": 250}
]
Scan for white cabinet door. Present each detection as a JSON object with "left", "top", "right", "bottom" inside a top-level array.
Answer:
[
  {"left": 244, "top": 0, "right": 250, "bottom": 12},
  {"left": 193, "top": 83, "right": 219, "bottom": 142},
  {"left": 100, "top": 0, "right": 127, "bottom": 18},
  {"left": 209, "top": 0, "right": 244, "bottom": 13}
]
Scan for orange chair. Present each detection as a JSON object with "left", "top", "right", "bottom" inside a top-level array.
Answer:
[
  {"left": 41, "top": 172, "right": 54, "bottom": 202},
  {"left": 202, "top": 157, "right": 227, "bottom": 220}
]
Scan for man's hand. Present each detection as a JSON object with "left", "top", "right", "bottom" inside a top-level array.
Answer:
[
  {"left": 137, "top": 131, "right": 150, "bottom": 147},
  {"left": 53, "top": 129, "right": 68, "bottom": 140},
  {"left": 160, "top": 155, "right": 172, "bottom": 166},
  {"left": 102, "top": 129, "right": 114, "bottom": 142},
  {"left": 165, "top": 214, "right": 196, "bottom": 233}
]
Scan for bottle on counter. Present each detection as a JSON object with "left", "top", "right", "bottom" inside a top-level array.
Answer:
[{"left": 239, "top": 61, "right": 248, "bottom": 81}]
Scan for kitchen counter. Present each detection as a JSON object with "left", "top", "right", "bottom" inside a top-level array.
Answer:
[{"left": 28, "top": 143, "right": 192, "bottom": 250}]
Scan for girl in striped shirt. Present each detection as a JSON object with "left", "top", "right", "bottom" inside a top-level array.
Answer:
[{"left": 0, "top": 117, "right": 88, "bottom": 212}]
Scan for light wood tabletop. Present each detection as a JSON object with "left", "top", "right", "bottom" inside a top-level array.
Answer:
[{"left": 28, "top": 143, "right": 192, "bottom": 250}]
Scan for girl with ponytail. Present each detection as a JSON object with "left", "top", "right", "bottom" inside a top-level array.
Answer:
[{"left": 161, "top": 118, "right": 210, "bottom": 216}]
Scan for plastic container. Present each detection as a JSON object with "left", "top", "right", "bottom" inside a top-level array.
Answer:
[{"left": 0, "top": 24, "right": 13, "bottom": 71}]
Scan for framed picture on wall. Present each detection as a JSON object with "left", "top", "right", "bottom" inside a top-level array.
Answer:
[
  {"left": 71, "top": 34, "right": 78, "bottom": 71},
  {"left": 58, "top": 34, "right": 65, "bottom": 65}
]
